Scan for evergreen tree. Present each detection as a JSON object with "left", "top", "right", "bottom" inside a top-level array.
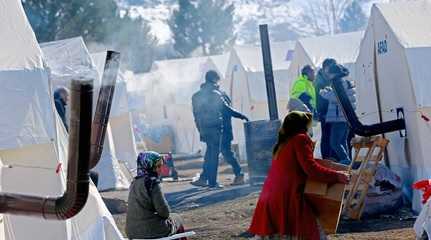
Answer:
[
  {"left": 169, "top": 0, "right": 199, "bottom": 57},
  {"left": 339, "top": 0, "right": 367, "bottom": 32},
  {"left": 22, "top": 0, "right": 63, "bottom": 42},
  {"left": 22, "top": 0, "right": 157, "bottom": 73},
  {"left": 169, "top": 0, "right": 235, "bottom": 57}
]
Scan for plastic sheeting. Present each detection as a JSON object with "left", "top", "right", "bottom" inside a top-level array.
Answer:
[
  {"left": 40, "top": 37, "right": 97, "bottom": 87},
  {"left": 355, "top": 0, "right": 431, "bottom": 212}
]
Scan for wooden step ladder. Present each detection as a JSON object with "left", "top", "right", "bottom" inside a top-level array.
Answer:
[{"left": 343, "top": 136, "right": 389, "bottom": 220}]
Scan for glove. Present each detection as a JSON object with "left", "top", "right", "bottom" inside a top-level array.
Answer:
[{"left": 241, "top": 115, "right": 249, "bottom": 122}]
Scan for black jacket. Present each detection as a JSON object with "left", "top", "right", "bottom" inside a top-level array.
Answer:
[
  {"left": 220, "top": 91, "right": 245, "bottom": 142},
  {"left": 192, "top": 82, "right": 244, "bottom": 142}
]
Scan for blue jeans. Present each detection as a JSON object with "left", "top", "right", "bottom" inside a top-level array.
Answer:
[
  {"left": 201, "top": 138, "right": 221, "bottom": 186},
  {"left": 321, "top": 121, "right": 335, "bottom": 159},
  {"left": 329, "top": 122, "right": 351, "bottom": 164},
  {"left": 220, "top": 138, "right": 242, "bottom": 177}
]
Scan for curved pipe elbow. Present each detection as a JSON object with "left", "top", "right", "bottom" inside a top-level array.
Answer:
[{"left": 331, "top": 77, "right": 405, "bottom": 137}]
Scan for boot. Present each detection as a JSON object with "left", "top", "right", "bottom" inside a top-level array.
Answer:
[
  {"left": 231, "top": 174, "right": 245, "bottom": 186},
  {"left": 191, "top": 178, "right": 208, "bottom": 187}
]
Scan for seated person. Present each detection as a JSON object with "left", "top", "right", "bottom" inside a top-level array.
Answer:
[{"left": 126, "top": 151, "right": 187, "bottom": 239}]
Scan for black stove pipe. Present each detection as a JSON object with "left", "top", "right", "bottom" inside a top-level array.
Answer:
[{"left": 331, "top": 76, "right": 405, "bottom": 137}]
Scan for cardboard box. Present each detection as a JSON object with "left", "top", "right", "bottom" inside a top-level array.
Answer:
[{"left": 304, "top": 159, "right": 348, "bottom": 234}]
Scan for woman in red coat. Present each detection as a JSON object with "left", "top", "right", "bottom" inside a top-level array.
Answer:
[{"left": 249, "top": 111, "right": 349, "bottom": 240}]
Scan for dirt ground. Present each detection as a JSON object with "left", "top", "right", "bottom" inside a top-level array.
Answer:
[{"left": 102, "top": 157, "right": 417, "bottom": 240}]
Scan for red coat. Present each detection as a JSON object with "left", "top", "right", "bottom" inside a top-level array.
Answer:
[{"left": 249, "top": 133, "right": 341, "bottom": 240}]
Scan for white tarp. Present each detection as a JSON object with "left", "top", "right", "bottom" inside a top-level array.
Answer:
[
  {"left": 287, "top": 31, "right": 363, "bottom": 85},
  {"left": 355, "top": 0, "right": 431, "bottom": 212},
  {"left": 210, "top": 53, "right": 230, "bottom": 78},
  {"left": 40, "top": 37, "right": 97, "bottom": 87},
  {"left": 0, "top": 0, "right": 124, "bottom": 239},
  {"left": 0, "top": 0, "right": 55, "bottom": 150}
]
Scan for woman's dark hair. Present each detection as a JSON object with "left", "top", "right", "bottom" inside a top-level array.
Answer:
[{"left": 273, "top": 111, "right": 313, "bottom": 155}]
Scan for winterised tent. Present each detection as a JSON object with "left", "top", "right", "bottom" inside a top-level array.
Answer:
[
  {"left": 210, "top": 53, "right": 231, "bottom": 79},
  {"left": 145, "top": 57, "right": 221, "bottom": 154},
  {"left": 0, "top": 0, "right": 123, "bottom": 239},
  {"left": 224, "top": 41, "right": 295, "bottom": 159},
  {"left": 355, "top": 0, "right": 431, "bottom": 212},
  {"left": 92, "top": 51, "right": 138, "bottom": 173},
  {"left": 40, "top": 37, "right": 130, "bottom": 191},
  {"left": 287, "top": 31, "right": 363, "bottom": 86}
]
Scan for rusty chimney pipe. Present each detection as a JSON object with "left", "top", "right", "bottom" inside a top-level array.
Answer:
[
  {"left": 89, "top": 51, "right": 120, "bottom": 169},
  {"left": 0, "top": 79, "right": 93, "bottom": 219}
]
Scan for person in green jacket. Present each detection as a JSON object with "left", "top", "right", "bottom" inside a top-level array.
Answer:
[{"left": 289, "top": 65, "right": 316, "bottom": 114}]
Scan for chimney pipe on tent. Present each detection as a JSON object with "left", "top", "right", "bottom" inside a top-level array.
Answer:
[
  {"left": 89, "top": 51, "right": 120, "bottom": 169},
  {"left": 331, "top": 75, "right": 406, "bottom": 136},
  {"left": 0, "top": 79, "right": 93, "bottom": 219},
  {"left": 259, "top": 24, "right": 279, "bottom": 120},
  {"left": 0, "top": 51, "right": 121, "bottom": 219},
  {"left": 244, "top": 25, "right": 281, "bottom": 185}
]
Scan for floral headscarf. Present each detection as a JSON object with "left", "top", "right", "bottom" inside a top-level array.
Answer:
[{"left": 136, "top": 151, "right": 163, "bottom": 193}]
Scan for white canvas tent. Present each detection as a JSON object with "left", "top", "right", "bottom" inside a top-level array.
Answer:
[
  {"left": 40, "top": 38, "right": 130, "bottom": 191},
  {"left": 0, "top": 0, "right": 123, "bottom": 239},
  {"left": 224, "top": 42, "right": 295, "bottom": 159},
  {"left": 92, "top": 52, "right": 138, "bottom": 173},
  {"left": 210, "top": 53, "right": 230, "bottom": 79},
  {"left": 355, "top": 0, "right": 431, "bottom": 212},
  {"left": 142, "top": 57, "right": 220, "bottom": 154},
  {"left": 287, "top": 31, "right": 363, "bottom": 85}
]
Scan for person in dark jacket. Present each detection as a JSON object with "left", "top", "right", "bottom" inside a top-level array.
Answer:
[
  {"left": 54, "top": 87, "right": 69, "bottom": 131},
  {"left": 191, "top": 70, "right": 248, "bottom": 189},
  {"left": 314, "top": 59, "right": 336, "bottom": 160},
  {"left": 319, "top": 64, "right": 356, "bottom": 165},
  {"left": 126, "top": 151, "right": 187, "bottom": 239}
]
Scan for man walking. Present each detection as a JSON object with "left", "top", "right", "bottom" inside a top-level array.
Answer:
[{"left": 191, "top": 71, "right": 248, "bottom": 189}]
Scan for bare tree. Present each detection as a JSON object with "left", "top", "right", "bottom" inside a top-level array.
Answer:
[{"left": 294, "top": 0, "right": 354, "bottom": 35}]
